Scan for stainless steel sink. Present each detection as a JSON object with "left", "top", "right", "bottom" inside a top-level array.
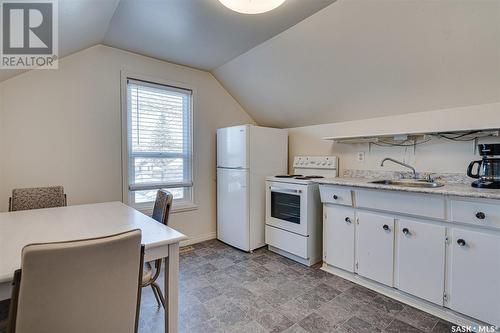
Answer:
[{"left": 370, "top": 179, "right": 445, "bottom": 188}]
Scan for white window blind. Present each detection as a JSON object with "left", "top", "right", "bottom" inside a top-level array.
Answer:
[{"left": 126, "top": 78, "right": 193, "bottom": 205}]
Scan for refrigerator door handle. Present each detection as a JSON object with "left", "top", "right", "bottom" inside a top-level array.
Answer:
[{"left": 269, "top": 187, "right": 302, "bottom": 194}]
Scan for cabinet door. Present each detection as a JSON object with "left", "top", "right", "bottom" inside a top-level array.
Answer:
[
  {"left": 324, "top": 205, "right": 355, "bottom": 272},
  {"left": 356, "top": 212, "right": 394, "bottom": 286},
  {"left": 396, "top": 219, "right": 445, "bottom": 305},
  {"left": 449, "top": 228, "right": 500, "bottom": 327}
]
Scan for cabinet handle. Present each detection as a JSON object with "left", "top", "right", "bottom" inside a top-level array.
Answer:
[
  {"left": 333, "top": 195, "right": 338, "bottom": 200},
  {"left": 457, "top": 239, "right": 466, "bottom": 247},
  {"left": 402, "top": 228, "right": 410, "bottom": 236},
  {"left": 475, "top": 212, "right": 486, "bottom": 220},
  {"left": 383, "top": 224, "right": 390, "bottom": 231},
  {"left": 345, "top": 217, "right": 351, "bottom": 224}
]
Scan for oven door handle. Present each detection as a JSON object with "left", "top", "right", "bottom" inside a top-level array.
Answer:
[{"left": 269, "top": 186, "right": 302, "bottom": 194}]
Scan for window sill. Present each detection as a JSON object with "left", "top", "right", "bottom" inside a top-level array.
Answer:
[{"left": 133, "top": 201, "right": 198, "bottom": 216}]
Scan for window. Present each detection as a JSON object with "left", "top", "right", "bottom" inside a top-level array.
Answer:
[{"left": 125, "top": 78, "right": 193, "bottom": 207}]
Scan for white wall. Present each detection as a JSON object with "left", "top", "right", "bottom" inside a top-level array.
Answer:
[
  {"left": 288, "top": 104, "right": 500, "bottom": 175},
  {"left": 214, "top": 0, "right": 500, "bottom": 128},
  {"left": 0, "top": 87, "right": 3, "bottom": 198},
  {"left": 0, "top": 45, "right": 254, "bottom": 242}
]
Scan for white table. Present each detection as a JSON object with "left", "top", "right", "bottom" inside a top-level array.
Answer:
[{"left": 0, "top": 201, "right": 187, "bottom": 333}]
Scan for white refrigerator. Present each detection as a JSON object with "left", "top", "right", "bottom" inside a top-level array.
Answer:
[{"left": 217, "top": 125, "right": 288, "bottom": 251}]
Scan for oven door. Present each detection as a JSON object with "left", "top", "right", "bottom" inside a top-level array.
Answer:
[{"left": 266, "top": 181, "right": 308, "bottom": 236}]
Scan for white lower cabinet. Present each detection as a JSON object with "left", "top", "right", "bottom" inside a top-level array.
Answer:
[
  {"left": 396, "top": 219, "right": 445, "bottom": 305},
  {"left": 449, "top": 228, "right": 500, "bottom": 327},
  {"left": 356, "top": 212, "right": 395, "bottom": 286},
  {"left": 321, "top": 184, "right": 500, "bottom": 327},
  {"left": 323, "top": 205, "right": 355, "bottom": 272}
]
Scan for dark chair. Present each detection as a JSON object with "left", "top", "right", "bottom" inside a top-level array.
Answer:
[
  {"left": 141, "top": 189, "right": 174, "bottom": 308},
  {"left": 8, "top": 186, "right": 67, "bottom": 212},
  {"left": 7, "top": 230, "right": 144, "bottom": 333}
]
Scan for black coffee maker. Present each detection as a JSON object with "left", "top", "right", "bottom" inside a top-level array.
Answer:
[{"left": 467, "top": 144, "right": 500, "bottom": 189}]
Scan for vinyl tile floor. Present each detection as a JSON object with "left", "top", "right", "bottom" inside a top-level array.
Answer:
[{"left": 0, "top": 239, "right": 454, "bottom": 333}]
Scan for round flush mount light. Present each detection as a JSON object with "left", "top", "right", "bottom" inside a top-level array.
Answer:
[{"left": 218, "top": 0, "right": 286, "bottom": 14}]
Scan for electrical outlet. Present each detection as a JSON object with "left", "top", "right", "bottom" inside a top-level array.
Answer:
[{"left": 357, "top": 152, "right": 365, "bottom": 162}]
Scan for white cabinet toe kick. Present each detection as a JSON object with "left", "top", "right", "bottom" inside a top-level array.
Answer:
[{"left": 319, "top": 185, "right": 500, "bottom": 329}]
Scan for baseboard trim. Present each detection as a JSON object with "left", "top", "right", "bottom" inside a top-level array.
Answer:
[
  {"left": 180, "top": 231, "right": 216, "bottom": 247},
  {"left": 322, "top": 263, "right": 493, "bottom": 329}
]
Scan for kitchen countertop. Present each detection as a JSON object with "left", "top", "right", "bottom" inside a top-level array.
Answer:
[{"left": 316, "top": 177, "right": 500, "bottom": 200}]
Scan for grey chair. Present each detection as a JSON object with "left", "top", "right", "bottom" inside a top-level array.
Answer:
[
  {"left": 142, "top": 189, "right": 174, "bottom": 308},
  {"left": 8, "top": 186, "right": 67, "bottom": 212},
  {"left": 7, "top": 230, "right": 144, "bottom": 333}
]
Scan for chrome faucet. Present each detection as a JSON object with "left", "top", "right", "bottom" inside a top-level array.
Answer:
[{"left": 381, "top": 158, "right": 417, "bottom": 179}]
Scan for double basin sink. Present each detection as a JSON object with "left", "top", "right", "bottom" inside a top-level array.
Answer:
[{"left": 370, "top": 179, "right": 445, "bottom": 188}]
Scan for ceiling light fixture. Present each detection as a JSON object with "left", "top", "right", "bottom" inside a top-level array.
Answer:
[{"left": 218, "top": 0, "right": 286, "bottom": 14}]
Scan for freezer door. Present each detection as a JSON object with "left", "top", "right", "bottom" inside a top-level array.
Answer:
[
  {"left": 217, "top": 125, "right": 249, "bottom": 169},
  {"left": 217, "top": 168, "right": 250, "bottom": 250}
]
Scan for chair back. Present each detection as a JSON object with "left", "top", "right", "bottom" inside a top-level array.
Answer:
[
  {"left": 152, "top": 189, "right": 173, "bottom": 225},
  {"left": 8, "top": 230, "right": 144, "bottom": 333},
  {"left": 9, "top": 186, "right": 67, "bottom": 211}
]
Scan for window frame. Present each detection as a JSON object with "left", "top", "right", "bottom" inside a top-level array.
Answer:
[{"left": 121, "top": 71, "right": 197, "bottom": 213}]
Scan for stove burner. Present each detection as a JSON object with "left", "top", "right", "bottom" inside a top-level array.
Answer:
[
  {"left": 275, "top": 174, "right": 303, "bottom": 178},
  {"left": 294, "top": 175, "right": 325, "bottom": 180}
]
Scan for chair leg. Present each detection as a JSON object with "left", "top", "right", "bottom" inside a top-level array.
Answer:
[
  {"left": 151, "top": 282, "right": 166, "bottom": 309},
  {"left": 150, "top": 284, "right": 162, "bottom": 307}
]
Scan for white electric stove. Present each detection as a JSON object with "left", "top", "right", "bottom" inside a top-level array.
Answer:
[{"left": 265, "top": 156, "right": 338, "bottom": 266}]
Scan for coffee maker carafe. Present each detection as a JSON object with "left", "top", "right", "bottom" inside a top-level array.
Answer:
[{"left": 467, "top": 144, "right": 500, "bottom": 189}]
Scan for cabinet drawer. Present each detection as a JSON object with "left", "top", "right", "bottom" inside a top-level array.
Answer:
[
  {"left": 319, "top": 185, "right": 353, "bottom": 206},
  {"left": 356, "top": 189, "right": 445, "bottom": 220},
  {"left": 265, "top": 225, "right": 308, "bottom": 259},
  {"left": 450, "top": 200, "right": 500, "bottom": 230}
]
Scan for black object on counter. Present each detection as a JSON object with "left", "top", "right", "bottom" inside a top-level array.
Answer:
[{"left": 468, "top": 143, "right": 500, "bottom": 189}]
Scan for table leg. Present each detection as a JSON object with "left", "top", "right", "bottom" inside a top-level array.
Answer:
[{"left": 165, "top": 242, "right": 179, "bottom": 333}]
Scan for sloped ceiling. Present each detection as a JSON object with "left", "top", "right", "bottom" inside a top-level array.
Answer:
[
  {"left": 0, "top": 0, "right": 335, "bottom": 81},
  {"left": 2, "top": 0, "right": 498, "bottom": 130},
  {"left": 103, "top": 0, "right": 336, "bottom": 70},
  {"left": 213, "top": 0, "right": 500, "bottom": 128},
  {"left": 0, "top": 0, "right": 121, "bottom": 82}
]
